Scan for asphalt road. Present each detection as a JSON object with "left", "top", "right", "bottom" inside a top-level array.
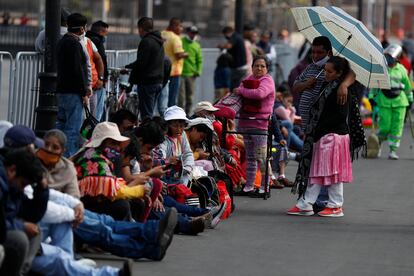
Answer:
[{"left": 93, "top": 126, "right": 414, "bottom": 276}]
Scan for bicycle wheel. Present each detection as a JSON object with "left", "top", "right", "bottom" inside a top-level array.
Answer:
[{"left": 123, "top": 94, "right": 140, "bottom": 118}]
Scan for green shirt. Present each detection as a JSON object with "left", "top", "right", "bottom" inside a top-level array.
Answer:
[
  {"left": 369, "top": 63, "right": 413, "bottom": 107},
  {"left": 181, "top": 36, "right": 203, "bottom": 77}
]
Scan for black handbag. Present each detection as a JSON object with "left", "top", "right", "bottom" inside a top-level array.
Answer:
[{"left": 80, "top": 104, "right": 99, "bottom": 139}]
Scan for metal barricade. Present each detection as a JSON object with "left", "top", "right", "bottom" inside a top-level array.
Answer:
[
  {"left": 8, "top": 52, "right": 43, "bottom": 127},
  {"left": 115, "top": 49, "right": 137, "bottom": 68},
  {"left": 0, "top": 52, "right": 13, "bottom": 120},
  {"left": 193, "top": 48, "right": 221, "bottom": 108},
  {"left": 105, "top": 50, "right": 117, "bottom": 69}
]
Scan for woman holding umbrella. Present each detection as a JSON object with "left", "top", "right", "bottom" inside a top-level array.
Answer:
[{"left": 287, "top": 56, "right": 366, "bottom": 217}]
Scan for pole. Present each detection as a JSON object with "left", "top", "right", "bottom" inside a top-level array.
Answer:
[
  {"left": 357, "top": 0, "right": 363, "bottom": 21},
  {"left": 145, "top": 0, "right": 153, "bottom": 18},
  {"left": 312, "top": 0, "right": 318, "bottom": 6},
  {"left": 383, "top": 0, "right": 388, "bottom": 35},
  {"left": 235, "top": 0, "right": 243, "bottom": 34},
  {"left": 34, "top": 0, "right": 60, "bottom": 136}
]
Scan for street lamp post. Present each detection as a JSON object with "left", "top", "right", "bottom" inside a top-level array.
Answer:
[
  {"left": 235, "top": 0, "right": 243, "bottom": 34},
  {"left": 34, "top": 0, "right": 60, "bottom": 136},
  {"left": 383, "top": 0, "right": 388, "bottom": 35}
]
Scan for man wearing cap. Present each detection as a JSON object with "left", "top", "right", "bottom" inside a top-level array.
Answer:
[
  {"left": 369, "top": 44, "right": 413, "bottom": 160},
  {"left": 3, "top": 125, "right": 44, "bottom": 150},
  {"left": 179, "top": 26, "right": 203, "bottom": 114},
  {"left": 56, "top": 13, "right": 91, "bottom": 157}
]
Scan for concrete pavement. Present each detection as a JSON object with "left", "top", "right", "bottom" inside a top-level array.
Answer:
[{"left": 94, "top": 126, "right": 414, "bottom": 276}]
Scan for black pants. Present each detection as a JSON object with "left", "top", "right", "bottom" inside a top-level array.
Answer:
[
  {"left": 137, "top": 83, "right": 162, "bottom": 119},
  {"left": 81, "top": 196, "right": 146, "bottom": 221}
]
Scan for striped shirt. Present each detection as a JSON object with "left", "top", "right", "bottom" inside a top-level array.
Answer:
[{"left": 295, "top": 63, "right": 326, "bottom": 130}]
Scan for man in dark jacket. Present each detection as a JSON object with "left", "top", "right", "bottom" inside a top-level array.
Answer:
[
  {"left": 87, "top": 20, "right": 109, "bottom": 121},
  {"left": 56, "top": 13, "right": 90, "bottom": 157},
  {"left": 127, "top": 17, "right": 165, "bottom": 119},
  {"left": 0, "top": 147, "right": 48, "bottom": 275}
]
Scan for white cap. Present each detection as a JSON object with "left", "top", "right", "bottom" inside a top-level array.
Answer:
[
  {"left": 164, "top": 106, "right": 189, "bottom": 122},
  {"left": 84, "top": 122, "right": 130, "bottom": 148},
  {"left": 186, "top": 117, "right": 213, "bottom": 131}
]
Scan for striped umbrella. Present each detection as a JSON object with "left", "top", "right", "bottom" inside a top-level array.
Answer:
[{"left": 291, "top": 6, "right": 390, "bottom": 89}]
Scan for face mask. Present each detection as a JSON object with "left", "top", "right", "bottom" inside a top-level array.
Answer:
[
  {"left": 103, "top": 147, "right": 121, "bottom": 163},
  {"left": 385, "top": 55, "right": 396, "bottom": 67},
  {"left": 36, "top": 148, "right": 61, "bottom": 167},
  {"left": 313, "top": 55, "right": 330, "bottom": 67},
  {"left": 79, "top": 32, "right": 86, "bottom": 40}
]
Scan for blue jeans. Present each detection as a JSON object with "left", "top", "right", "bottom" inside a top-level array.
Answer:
[
  {"left": 90, "top": 87, "right": 106, "bottom": 122},
  {"left": 31, "top": 243, "right": 119, "bottom": 276},
  {"left": 156, "top": 82, "right": 169, "bottom": 116},
  {"left": 138, "top": 84, "right": 162, "bottom": 119},
  {"left": 163, "top": 196, "right": 208, "bottom": 217},
  {"left": 40, "top": 222, "right": 73, "bottom": 256},
  {"left": 148, "top": 208, "right": 193, "bottom": 235},
  {"left": 281, "top": 120, "right": 303, "bottom": 151},
  {"left": 168, "top": 76, "right": 180, "bottom": 107},
  {"left": 74, "top": 210, "right": 160, "bottom": 259},
  {"left": 56, "top": 93, "right": 84, "bottom": 157}
]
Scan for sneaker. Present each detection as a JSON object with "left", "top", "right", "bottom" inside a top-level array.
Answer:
[
  {"left": 270, "top": 179, "right": 284, "bottom": 189},
  {"left": 286, "top": 206, "right": 314, "bottom": 216},
  {"left": 210, "top": 201, "right": 228, "bottom": 229},
  {"left": 317, "top": 207, "right": 344, "bottom": 217},
  {"left": 388, "top": 151, "right": 399, "bottom": 160},
  {"left": 154, "top": 207, "right": 178, "bottom": 261},
  {"left": 75, "top": 258, "right": 97, "bottom": 267},
  {"left": 193, "top": 212, "right": 213, "bottom": 229},
  {"left": 278, "top": 177, "right": 294, "bottom": 187},
  {"left": 248, "top": 188, "right": 269, "bottom": 198},
  {"left": 188, "top": 217, "right": 205, "bottom": 235}
]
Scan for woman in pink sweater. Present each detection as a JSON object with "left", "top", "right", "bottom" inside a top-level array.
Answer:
[{"left": 235, "top": 56, "right": 275, "bottom": 197}]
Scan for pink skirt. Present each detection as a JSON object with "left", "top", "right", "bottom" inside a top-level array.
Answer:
[{"left": 309, "top": 133, "right": 352, "bottom": 186}]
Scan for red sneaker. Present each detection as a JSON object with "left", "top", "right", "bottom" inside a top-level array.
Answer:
[
  {"left": 286, "top": 206, "right": 314, "bottom": 216},
  {"left": 318, "top": 207, "right": 344, "bottom": 217}
]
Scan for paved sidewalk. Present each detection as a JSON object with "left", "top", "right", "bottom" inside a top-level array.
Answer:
[{"left": 96, "top": 127, "right": 414, "bottom": 276}]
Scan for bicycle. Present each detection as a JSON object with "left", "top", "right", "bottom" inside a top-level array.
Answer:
[{"left": 104, "top": 67, "right": 139, "bottom": 121}]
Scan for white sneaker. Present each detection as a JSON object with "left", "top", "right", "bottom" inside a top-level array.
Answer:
[
  {"left": 210, "top": 201, "right": 228, "bottom": 229},
  {"left": 75, "top": 258, "right": 97, "bottom": 267},
  {"left": 388, "top": 151, "right": 399, "bottom": 160}
]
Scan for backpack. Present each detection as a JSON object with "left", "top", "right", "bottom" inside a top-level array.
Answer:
[
  {"left": 191, "top": 176, "right": 220, "bottom": 209},
  {"left": 167, "top": 184, "right": 200, "bottom": 207}
]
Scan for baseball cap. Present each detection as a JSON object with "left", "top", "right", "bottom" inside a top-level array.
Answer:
[
  {"left": 187, "top": 26, "right": 199, "bottom": 34},
  {"left": 186, "top": 117, "right": 213, "bottom": 131},
  {"left": 3, "top": 125, "right": 44, "bottom": 149},
  {"left": 193, "top": 101, "right": 219, "bottom": 114}
]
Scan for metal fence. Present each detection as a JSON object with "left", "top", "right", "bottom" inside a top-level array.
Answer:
[
  {"left": 0, "top": 48, "right": 221, "bottom": 126},
  {"left": 8, "top": 52, "right": 43, "bottom": 128}
]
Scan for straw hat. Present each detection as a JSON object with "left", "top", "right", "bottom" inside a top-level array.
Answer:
[
  {"left": 84, "top": 122, "right": 129, "bottom": 148},
  {"left": 164, "top": 106, "right": 189, "bottom": 122},
  {"left": 193, "top": 101, "right": 219, "bottom": 114}
]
